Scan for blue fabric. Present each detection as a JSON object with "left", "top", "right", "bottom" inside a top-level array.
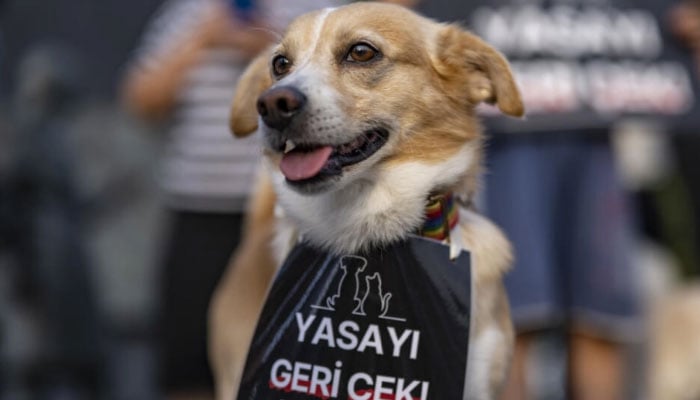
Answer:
[{"left": 484, "top": 134, "right": 641, "bottom": 341}]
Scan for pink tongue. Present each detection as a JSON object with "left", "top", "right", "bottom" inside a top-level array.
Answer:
[{"left": 280, "top": 146, "right": 333, "bottom": 181}]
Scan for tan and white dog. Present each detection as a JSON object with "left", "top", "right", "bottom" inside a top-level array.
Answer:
[{"left": 209, "top": 3, "right": 524, "bottom": 399}]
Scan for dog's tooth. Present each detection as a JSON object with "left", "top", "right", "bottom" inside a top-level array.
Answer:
[{"left": 284, "top": 140, "right": 297, "bottom": 154}]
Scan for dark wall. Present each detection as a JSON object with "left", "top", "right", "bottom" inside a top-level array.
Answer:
[{"left": 0, "top": 0, "right": 164, "bottom": 99}]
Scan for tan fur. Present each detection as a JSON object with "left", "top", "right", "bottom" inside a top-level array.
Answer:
[
  {"left": 432, "top": 26, "right": 524, "bottom": 117},
  {"left": 459, "top": 209, "right": 515, "bottom": 399},
  {"left": 208, "top": 171, "right": 277, "bottom": 400},
  {"left": 210, "top": 4, "right": 523, "bottom": 399},
  {"left": 648, "top": 283, "right": 700, "bottom": 400}
]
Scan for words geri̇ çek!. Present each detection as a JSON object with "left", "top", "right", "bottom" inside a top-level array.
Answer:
[{"left": 270, "top": 313, "right": 425, "bottom": 399}]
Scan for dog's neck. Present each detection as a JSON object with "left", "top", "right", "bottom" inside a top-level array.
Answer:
[{"left": 271, "top": 143, "right": 476, "bottom": 254}]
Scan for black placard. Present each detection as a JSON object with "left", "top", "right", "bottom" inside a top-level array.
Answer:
[
  {"left": 237, "top": 236, "right": 472, "bottom": 400},
  {"left": 419, "top": 0, "right": 700, "bottom": 133}
]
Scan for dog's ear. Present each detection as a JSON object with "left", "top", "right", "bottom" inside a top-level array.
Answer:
[
  {"left": 433, "top": 25, "right": 524, "bottom": 117},
  {"left": 230, "top": 50, "right": 273, "bottom": 137}
]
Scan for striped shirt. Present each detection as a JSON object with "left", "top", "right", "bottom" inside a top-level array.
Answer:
[{"left": 132, "top": 0, "right": 342, "bottom": 212}]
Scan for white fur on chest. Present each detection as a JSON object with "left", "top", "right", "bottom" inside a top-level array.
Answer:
[{"left": 269, "top": 143, "right": 476, "bottom": 255}]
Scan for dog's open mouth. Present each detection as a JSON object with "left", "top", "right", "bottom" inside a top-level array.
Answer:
[{"left": 278, "top": 128, "right": 389, "bottom": 183}]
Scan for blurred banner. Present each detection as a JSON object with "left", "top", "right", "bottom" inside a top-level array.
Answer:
[{"left": 419, "top": 0, "right": 700, "bottom": 133}]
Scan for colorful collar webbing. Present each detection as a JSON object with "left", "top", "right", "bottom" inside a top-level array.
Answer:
[{"left": 419, "top": 192, "right": 459, "bottom": 242}]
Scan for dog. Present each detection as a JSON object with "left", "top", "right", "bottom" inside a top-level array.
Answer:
[{"left": 209, "top": 3, "right": 524, "bottom": 399}]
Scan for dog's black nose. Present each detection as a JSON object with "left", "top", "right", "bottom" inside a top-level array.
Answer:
[{"left": 256, "top": 86, "right": 306, "bottom": 131}]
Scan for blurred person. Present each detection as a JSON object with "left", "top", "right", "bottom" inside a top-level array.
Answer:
[
  {"left": 5, "top": 43, "right": 103, "bottom": 399},
  {"left": 487, "top": 132, "right": 641, "bottom": 400},
  {"left": 121, "top": 0, "right": 345, "bottom": 397}
]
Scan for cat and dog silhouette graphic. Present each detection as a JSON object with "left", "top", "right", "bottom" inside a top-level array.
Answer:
[{"left": 312, "top": 256, "right": 405, "bottom": 322}]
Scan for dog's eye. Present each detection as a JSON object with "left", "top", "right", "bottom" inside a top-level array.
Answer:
[
  {"left": 346, "top": 43, "right": 378, "bottom": 63},
  {"left": 272, "top": 55, "right": 291, "bottom": 76}
]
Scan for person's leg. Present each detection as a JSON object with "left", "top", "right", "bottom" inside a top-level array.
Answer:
[
  {"left": 568, "top": 333, "right": 625, "bottom": 400},
  {"left": 564, "top": 137, "right": 641, "bottom": 400},
  {"left": 484, "top": 135, "right": 564, "bottom": 400},
  {"left": 500, "top": 333, "right": 534, "bottom": 400}
]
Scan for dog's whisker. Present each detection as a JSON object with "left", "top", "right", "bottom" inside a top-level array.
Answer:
[{"left": 247, "top": 26, "right": 283, "bottom": 41}]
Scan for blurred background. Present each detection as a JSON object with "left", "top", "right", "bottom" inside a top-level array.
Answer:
[
  {"left": 0, "top": 1, "right": 171, "bottom": 399},
  {"left": 0, "top": 0, "right": 699, "bottom": 399}
]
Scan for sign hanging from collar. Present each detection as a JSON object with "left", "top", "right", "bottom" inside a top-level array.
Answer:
[{"left": 237, "top": 236, "right": 472, "bottom": 400}]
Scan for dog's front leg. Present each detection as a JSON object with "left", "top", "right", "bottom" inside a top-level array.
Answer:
[
  {"left": 459, "top": 209, "right": 515, "bottom": 400},
  {"left": 465, "top": 278, "right": 514, "bottom": 400},
  {"left": 208, "top": 172, "right": 280, "bottom": 400},
  {"left": 208, "top": 223, "right": 277, "bottom": 400}
]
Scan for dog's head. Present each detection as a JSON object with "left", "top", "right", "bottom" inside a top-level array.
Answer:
[{"left": 230, "top": 3, "right": 522, "bottom": 250}]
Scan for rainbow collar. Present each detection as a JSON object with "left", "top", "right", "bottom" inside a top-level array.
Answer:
[{"left": 419, "top": 193, "right": 459, "bottom": 242}]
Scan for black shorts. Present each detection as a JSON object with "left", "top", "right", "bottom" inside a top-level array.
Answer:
[{"left": 159, "top": 210, "right": 243, "bottom": 392}]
